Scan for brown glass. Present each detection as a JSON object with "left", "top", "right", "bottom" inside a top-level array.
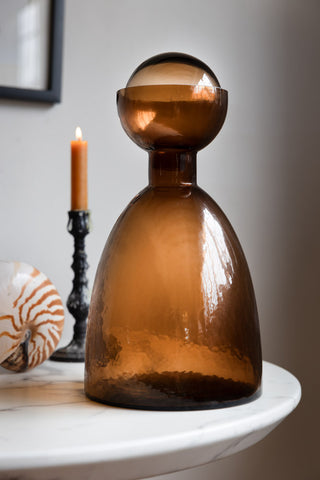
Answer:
[{"left": 85, "top": 65, "right": 262, "bottom": 410}]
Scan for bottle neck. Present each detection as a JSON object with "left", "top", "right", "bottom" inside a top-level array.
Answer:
[{"left": 148, "top": 150, "right": 197, "bottom": 187}]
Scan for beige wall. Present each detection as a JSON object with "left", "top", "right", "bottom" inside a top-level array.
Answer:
[{"left": 0, "top": 0, "right": 319, "bottom": 478}]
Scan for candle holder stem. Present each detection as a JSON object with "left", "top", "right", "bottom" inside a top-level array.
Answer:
[{"left": 51, "top": 210, "right": 90, "bottom": 362}]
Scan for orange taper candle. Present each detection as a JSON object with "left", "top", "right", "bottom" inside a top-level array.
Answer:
[{"left": 71, "top": 127, "right": 88, "bottom": 210}]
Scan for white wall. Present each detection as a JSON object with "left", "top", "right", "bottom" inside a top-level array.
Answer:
[{"left": 0, "top": 0, "right": 319, "bottom": 479}]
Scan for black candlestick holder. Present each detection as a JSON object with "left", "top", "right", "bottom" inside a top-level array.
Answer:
[{"left": 51, "top": 210, "right": 90, "bottom": 362}]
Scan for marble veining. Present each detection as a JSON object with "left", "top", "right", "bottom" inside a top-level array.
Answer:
[{"left": 0, "top": 361, "right": 301, "bottom": 480}]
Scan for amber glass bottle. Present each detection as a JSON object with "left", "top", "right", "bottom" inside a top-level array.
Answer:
[{"left": 85, "top": 53, "right": 262, "bottom": 410}]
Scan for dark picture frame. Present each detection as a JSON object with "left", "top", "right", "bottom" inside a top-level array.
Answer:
[{"left": 0, "top": 0, "right": 64, "bottom": 104}]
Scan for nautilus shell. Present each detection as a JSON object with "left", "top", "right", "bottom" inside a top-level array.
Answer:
[{"left": 0, "top": 261, "right": 64, "bottom": 372}]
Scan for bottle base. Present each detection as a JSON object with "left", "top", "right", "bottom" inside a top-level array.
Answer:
[{"left": 85, "top": 371, "right": 261, "bottom": 411}]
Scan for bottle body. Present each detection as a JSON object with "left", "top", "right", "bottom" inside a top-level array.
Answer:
[{"left": 85, "top": 178, "right": 262, "bottom": 410}]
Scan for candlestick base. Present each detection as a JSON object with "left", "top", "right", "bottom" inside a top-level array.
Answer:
[
  {"left": 50, "top": 210, "right": 90, "bottom": 363},
  {"left": 50, "top": 339, "right": 85, "bottom": 362}
]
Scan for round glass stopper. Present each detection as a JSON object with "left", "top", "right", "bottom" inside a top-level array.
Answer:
[
  {"left": 126, "top": 52, "right": 221, "bottom": 88},
  {"left": 117, "top": 52, "right": 228, "bottom": 152}
]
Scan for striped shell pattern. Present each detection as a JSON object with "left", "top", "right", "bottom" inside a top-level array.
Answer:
[{"left": 0, "top": 261, "right": 64, "bottom": 372}]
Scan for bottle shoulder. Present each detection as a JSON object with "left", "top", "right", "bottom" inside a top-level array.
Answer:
[
  {"left": 107, "top": 185, "right": 241, "bottom": 252},
  {"left": 125, "top": 185, "right": 230, "bottom": 226}
]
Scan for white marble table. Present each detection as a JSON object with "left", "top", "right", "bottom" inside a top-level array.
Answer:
[{"left": 0, "top": 361, "right": 300, "bottom": 480}]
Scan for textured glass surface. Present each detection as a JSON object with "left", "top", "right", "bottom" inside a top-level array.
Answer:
[{"left": 85, "top": 53, "right": 262, "bottom": 410}]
